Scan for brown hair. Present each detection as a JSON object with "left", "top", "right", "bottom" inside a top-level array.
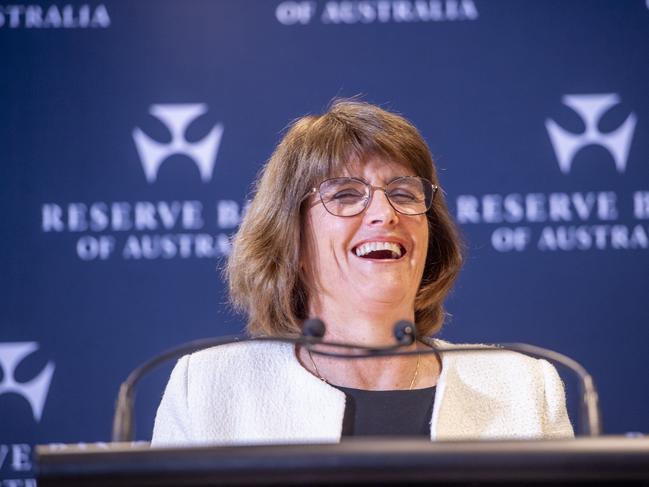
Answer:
[{"left": 226, "top": 100, "right": 463, "bottom": 337}]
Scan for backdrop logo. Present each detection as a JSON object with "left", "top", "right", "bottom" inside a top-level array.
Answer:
[
  {"left": 133, "top": 104, "right": 224, "bottom": 183},
  {"left": 42, "top": 103, "right": 239, "bottom": 261},
  {"left": 0, "top": 4, "right": 110, "bottom": 28},
  {"left": 454, "top": 92, "right": 648, "bottom": 253},
  {"left": 0, "top": 342, "right": 54, "bottom": 422},
  {"left": 545, "top": 94, "right": 637, "bottom": 174}
]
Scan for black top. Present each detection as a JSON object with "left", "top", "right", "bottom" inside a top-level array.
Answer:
[{"left": 334, "top": 385, "right": 436, "bottom": 437}]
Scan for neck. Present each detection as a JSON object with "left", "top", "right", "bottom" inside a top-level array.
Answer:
[
  {"left": 309, "top": 295, "right": 416, "bottom": 347},
  {"left": 300, "top": 296, "right": 439, "bottom": 391}
]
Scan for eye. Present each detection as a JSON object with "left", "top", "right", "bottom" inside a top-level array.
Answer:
[
  {"left": 388, "top": 188, "right": 419, "bottom": 203},
  {"left": 331, "top": 188, "right": 365, "bottom": 202}
]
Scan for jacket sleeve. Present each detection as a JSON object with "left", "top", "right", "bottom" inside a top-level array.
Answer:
[
  {"left": 151, "top": 355, "right": 192, "bottom": 446},
  {"left": 539, "top": 359, "right": 575, "bottom": 438}
]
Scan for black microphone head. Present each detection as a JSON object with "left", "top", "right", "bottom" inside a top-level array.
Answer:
[
  {"left": 393, "top": 320, "right": 417, "bottom": 345},
  {"left": 302, "top": 318, "right": 326, "bottom": 339}
]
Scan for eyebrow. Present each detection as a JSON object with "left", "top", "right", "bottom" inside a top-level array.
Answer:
[{"left": 335, "top": 175, "right": 413, "bottom": 185}]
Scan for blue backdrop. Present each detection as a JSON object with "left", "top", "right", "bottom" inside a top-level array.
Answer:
[{"left": 1, "top": 0, "right": 648, "bottom": 483}]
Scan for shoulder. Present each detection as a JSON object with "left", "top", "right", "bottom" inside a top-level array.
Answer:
[
  {"left": 431, "top": 338, "right": 542, "bottom": 367},
  {"left": 185, "top": 339, "right": 294, "bottom": 368},
  {"left": 428, "top": 339, "right": 574, "bottom": 439},
  {"left": 429, "top": 338, "right": 550, "bottom": 391},
  {"left": 180, "top": 339, "right": 297, "bottom": 385}
]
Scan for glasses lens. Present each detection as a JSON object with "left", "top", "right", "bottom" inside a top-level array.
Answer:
[
  {"left": 319, "top": 178, "right": 369, "bottom": 216},
  {"left": 385, "top": 177, "right": 434, "bottom": 215}
]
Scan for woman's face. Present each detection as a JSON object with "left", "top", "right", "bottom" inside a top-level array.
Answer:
[{"left": 303, "top": 157, "right": 429, "bottom": 315}]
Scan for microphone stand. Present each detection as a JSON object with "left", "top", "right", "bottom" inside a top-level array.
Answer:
[
  {"left": 111, "top": 321, "right": 601, "bottom": 442},
  {"left": 309, "top": 342, "right": 601, "bottom": 438}
]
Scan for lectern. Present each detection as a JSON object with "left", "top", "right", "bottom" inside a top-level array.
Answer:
[{"left": 36, "top": 436, "right": 649, "bottom": 486}]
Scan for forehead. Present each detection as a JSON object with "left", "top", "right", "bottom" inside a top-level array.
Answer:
[{"left": 334, "top": 157, "right": 417, "bottom": 181}]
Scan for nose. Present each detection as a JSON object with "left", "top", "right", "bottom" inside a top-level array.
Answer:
[{"left": 364, "top": 188, "right": 399, "bottom": 226}]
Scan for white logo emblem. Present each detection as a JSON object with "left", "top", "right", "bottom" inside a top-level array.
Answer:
[
  {"left": 0, "top": 342, "right": 55, "bottom": 422},
  {"left": 545, "top": 94, "right": 637, "bottom": 174},
  {"left": 133, "top": 104, "right": 224, "bottom": 183}
]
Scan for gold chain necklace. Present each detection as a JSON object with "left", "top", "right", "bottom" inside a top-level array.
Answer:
[{"left": 307, "top": 347, "right": 421, "bottom": 390}]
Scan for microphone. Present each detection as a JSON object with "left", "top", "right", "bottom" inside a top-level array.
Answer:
[
  {"left": 393, "top": 320, "right": 417, "bottom": 345},
  {"left": 302, "top": 319, "right": 416, "bottom": 344},
  {"left": 302, "top": 318, "right": 326, "bottom": 339}
]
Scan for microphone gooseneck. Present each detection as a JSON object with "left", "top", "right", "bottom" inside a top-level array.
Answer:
[{"left": 112, "top": 318, "right": 601, "bottom": 442}]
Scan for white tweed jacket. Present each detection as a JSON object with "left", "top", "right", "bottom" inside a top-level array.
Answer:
[{"left": 151, "top": 339, "right": 574, "bottom": 446}]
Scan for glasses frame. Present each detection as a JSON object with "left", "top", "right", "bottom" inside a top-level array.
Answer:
[{"left": 304, "top": 176, "right": 438, "bottom": 217}]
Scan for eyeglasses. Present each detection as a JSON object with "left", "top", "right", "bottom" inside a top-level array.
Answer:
[{"left": 305, "top": 176, "right": 438, "bottom": 217}]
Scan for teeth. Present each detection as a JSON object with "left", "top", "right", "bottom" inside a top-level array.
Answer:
[{"left": 354, "top": 242, "right": 403, "bottom": 258}]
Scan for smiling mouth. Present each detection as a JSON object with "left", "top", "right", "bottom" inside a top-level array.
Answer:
[{"left": 352, "top": 242, "right": 406, "bottom": 260}]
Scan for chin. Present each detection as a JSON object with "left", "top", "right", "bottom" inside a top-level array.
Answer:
[{"left": 355, "top": 284, "right": 411, "bottom": 305}]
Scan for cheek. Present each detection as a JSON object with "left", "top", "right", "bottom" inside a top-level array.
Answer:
[
  {"left": 305, "top": 211, "right": 352, "bottom": 266},
  {"left": 323, "top": 221, "right": 354, "bottom": 264}
]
